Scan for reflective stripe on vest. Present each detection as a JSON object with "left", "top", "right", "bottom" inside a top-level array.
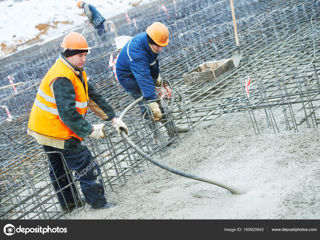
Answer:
[
  {"left": 37, "top": 88, "right": 88, "bottom": 116},
  {"left": 34, "top": 98, "right": 59, "bottom": 115}
]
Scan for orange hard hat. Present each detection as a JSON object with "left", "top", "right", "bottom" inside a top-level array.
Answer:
[
  {"left": 61, "top": 32, "right": 91, "bottom": 50},
  {"left": 146, "top": 22, "right": 169, "bottom": 47},
  {"left": 76, "top": 1, "right": 84, "bottom": 8}
]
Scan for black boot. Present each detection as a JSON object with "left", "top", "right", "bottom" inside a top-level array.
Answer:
[
  {"left": 61, "top": 197, "right": 85, "bottom": 213},
  {"left": 164, "top": 119, "right": 189, "bottom": 138},
  {"left": 170, "top": 124, "right": 189, "bottom": 133}
]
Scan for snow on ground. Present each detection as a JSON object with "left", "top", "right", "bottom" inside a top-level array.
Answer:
[
  {"left": 70, "top": 111, "right": 320, "bottom": 219},
  {"left": 0, "top": 0, "right": 149, "bottom": 57}
]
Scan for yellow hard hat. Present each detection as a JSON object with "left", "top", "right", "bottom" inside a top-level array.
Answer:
[
  {"left": 60, "top": 32, "right": 91, "bottom": 50},
  {"left": 146, "top": 22, "right": 169, "bottom": 47},
  {"left": 76, "top": 1, "right": 84, "bottom": 8}
]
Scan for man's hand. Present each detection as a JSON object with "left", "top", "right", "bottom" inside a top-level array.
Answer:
[
  {"left": 149, "top": 102, "right": 162, "bottom": 121},
  {"left": 112, "top": 118, "right": 129, "bottom": 134},
  {"left": 155, "top": 75, "right": 163, "bottom": 87},
  {"left": 89, "top": 123, "right": 107, "bottom": 139}
]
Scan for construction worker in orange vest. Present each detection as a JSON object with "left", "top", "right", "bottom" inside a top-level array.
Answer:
[{"left": 28, "top": 32, "right": 128, "bottom": 212}]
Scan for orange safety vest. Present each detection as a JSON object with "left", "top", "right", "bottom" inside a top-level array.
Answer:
[{"left": 28, "top": 57, "right": 89, "bottom": 141}]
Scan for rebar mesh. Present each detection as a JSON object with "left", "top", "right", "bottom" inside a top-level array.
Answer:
[{"left": 1, "top": 0, "right": 320, "bottom": 219}]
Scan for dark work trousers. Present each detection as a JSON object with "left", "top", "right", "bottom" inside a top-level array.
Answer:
[
  {"left": 127, "top": 91, "right": 158, "bottom": 134},
  {"left": 128, "top": 91, "right": 147, "bottom": 117},
  {"left": 127, "top": 90, "right": 170, "bottom": 122},
  {"left": 43, "top": 145, "right": 106, "bottom": 208},
  {"left": 96, "top": 23, "right": 106, "bottom": 36},
  {"left": 127, "top": 90, "right": 178, "bottom": 140}
]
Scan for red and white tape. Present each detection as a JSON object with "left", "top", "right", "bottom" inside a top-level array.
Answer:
[
  {"left": 8, "top": 75, "right": 18, "bottom": 94},
  {"left": 1, "top": 105, "right": 13, "bottom": 122}
]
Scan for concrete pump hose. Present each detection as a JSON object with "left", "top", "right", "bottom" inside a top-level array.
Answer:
[{"left": 119, "top": 96, "right": 244, "bottom": 194}]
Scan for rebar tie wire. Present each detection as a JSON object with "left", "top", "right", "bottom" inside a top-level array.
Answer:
[{"left": 111, "top": 96, "right": 244, "bottom": 195}]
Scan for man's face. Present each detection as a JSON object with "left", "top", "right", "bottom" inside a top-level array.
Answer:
[
  {"left": 67, "top": 52, "right": 87, "bottom": 69},
  {"left": 150, "top": 44, "right": 163, "bottom": 53}
]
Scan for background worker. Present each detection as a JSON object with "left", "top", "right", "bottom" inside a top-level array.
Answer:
[
  {"left": 27, "top": 32, "right": 128, "bottom": 212},
  {"left": 115, "top": 22, "right": 188, "bottom": 140},
  {"left": 77, "top": 1, "right": 106, "bottom": 36}
]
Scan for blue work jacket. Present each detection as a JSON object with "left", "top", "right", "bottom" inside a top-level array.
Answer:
[
  {"left": 116, "top": 32, "right": 160, "bottom": 100},
  {"left": 84, "top": 3, "right": 105, "bottom": 28}
]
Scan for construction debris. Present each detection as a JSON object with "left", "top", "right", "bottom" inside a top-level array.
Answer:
[{"left": 183, "top": 58, "right": 236, "bottom": 85}]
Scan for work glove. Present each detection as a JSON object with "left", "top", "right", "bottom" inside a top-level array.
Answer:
[
  {"left": 155, "top": 75, "right": 163, "bottom": 87},
  {"left": 156, "top": 83, "right": 172, "bottom": 99},
  {"left": 112, "top": 118, "right": 129, "bottom": 135},
  {"left": 149, "top": 102, "right": 162, "bottom": 122},
  {"left": 89, "top": 124, "right": 107, "bottom": 139}
]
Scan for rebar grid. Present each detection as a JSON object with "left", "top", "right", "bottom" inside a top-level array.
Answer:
[
  {"left": 1, "top": 0, "right": 319, "bottom": 219},
  {"left": 167, "top": 0, "right": 320, "bottom": 128}
]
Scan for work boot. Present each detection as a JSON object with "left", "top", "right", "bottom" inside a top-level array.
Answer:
[
  {"left": 61, "top": 198, "right": 85, "bottom": 213},
  {"left": 161, "top": 112, "right": 189, "bottom": 136},
  {"left": 171, "top": 125, "right": 189, "bottom": 133},
  {"left": 165, "top": 122, "right": 189, "bottom": 138},
  {"left": 91, "top": 202, "right": 116, "bottom": 209}
]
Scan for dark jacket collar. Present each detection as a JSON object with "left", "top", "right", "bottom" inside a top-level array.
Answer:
[{"left": 60, "top": 54, "right": 82, "bottom": 76}]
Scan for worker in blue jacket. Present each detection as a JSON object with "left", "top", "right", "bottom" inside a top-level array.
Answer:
[
  {"left": 77, "top": 1, "right": 106, "bottom": 36},
  {"left": 116, "top": 22, "right": 188, "bottom": 141}
]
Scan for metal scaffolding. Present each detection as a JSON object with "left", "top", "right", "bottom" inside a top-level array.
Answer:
[{"left": 0, "top": 0, "right": 319, "bottom": 219}]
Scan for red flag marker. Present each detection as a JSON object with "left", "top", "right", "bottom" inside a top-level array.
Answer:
[
  {"left": 125, "top": 12, "right": 131, "bottom": 23},
  {"left": 159, "top": 4, "right": 170, "bottom": 19},
  {"left": 8, "top": 75, "right": 17, "bottom": 94},
  {"left": 245, "top": 77, "right": 251, "bottom": 98},
  {"left": 1, "top": 105, "right": 13, "bottom": 122}
]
